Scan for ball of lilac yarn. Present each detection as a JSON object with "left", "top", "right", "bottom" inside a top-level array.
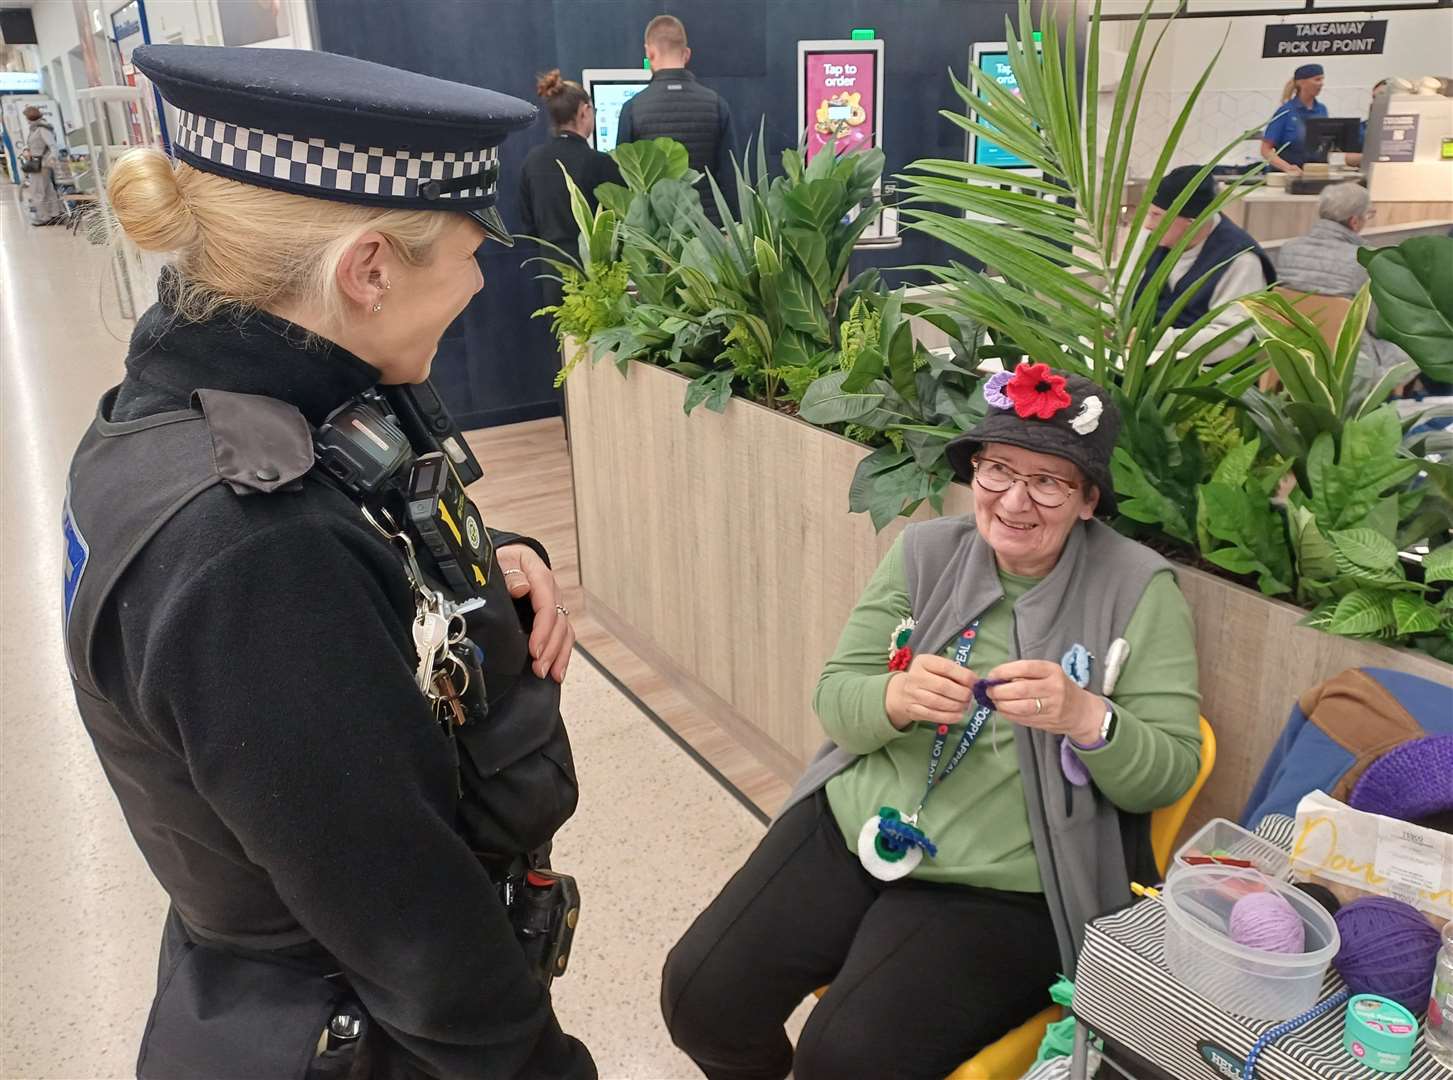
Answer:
[
  {"left": 1333, "top": 896, "right": 1443, "bottom": 1011},
  {"left": 1228, "top": 890, "right": 1306, "bottom": 954}
]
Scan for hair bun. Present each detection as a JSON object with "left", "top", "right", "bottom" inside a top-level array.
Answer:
[
  {"left": 536, "top": 69, "right": 565, "bottom": 99},
  {"left": 108, "top": 147, "right": 200, "bottom": 254}
]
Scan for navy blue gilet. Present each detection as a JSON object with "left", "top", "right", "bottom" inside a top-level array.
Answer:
[{"left": 1135, "top": 217, "right": 1277, "bottom": 330}]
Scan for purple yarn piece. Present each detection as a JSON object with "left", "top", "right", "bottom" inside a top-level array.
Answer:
[
  {"left": 972, "top": 677, "right": 1009, "bottom": 711},
  {"left": 1228, "top": 890, "right": 1305, "bottom": 954},
  {"left": 1333, "top": 896, "right": 1443, "bottom": 1012},
  {"left": 1059, "top": 737, "right": 1091, "bottom": 787},
  {"left": 1349, "top": 735, "right": 1453, "bottom": 822},
  {"left": 983, "top": 370, "right": 1014, "bottom": 410}
]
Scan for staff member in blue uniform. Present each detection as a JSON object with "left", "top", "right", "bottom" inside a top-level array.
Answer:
[
  {"left": 61, "top": 44, "right": 595, "bottom": 1080},
  {"left": 1262, "top": 63, "right": 1330, "bottom": 174}
]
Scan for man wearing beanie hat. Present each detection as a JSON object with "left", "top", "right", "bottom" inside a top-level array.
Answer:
[
  {"left": 1263, "top": 63, "right": 1330, "bottom": 173},
  {"left": 1126, "top": 164, "right": 1276, "bottom": 364}
]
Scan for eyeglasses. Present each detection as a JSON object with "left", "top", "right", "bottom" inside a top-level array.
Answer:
[{"left": 972, "top": 455, "right": 1079, "bottom": 509}]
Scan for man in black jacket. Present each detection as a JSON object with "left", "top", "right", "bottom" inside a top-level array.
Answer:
[{"left": 617, "top": 15, "right": 736, "bottom": 226}]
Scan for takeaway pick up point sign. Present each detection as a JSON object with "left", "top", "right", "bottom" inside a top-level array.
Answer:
[{"left": 1263, "top": 19, "right": 1387, "bottom": 59}]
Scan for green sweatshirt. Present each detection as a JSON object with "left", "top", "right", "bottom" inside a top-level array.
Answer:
[{"left": 819, "top": 534, "right": 1201, "bottom": 891}]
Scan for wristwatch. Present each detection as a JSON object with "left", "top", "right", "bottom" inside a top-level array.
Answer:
[
  {"left": 1099, "top": 701, "right": 1118, "bottom": 744},
  {"left": 1072, "top": 700, "right": 1117, "bottom": 751}
]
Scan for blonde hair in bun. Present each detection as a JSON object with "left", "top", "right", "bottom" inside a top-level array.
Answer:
[{"left": 107, "top": 148, "right": 450, "bottom": 329}]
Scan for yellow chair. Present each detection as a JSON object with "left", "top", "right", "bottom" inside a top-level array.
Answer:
[{"left": 945, "top": 715, "right": 1216, "bottom": 1079}]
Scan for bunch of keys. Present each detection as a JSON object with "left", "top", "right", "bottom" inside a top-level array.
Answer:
[
  {"left": 361, "top": 503, "right": 490, "bottom": 729},
  {"left": 412, "top": 596, "right": 487, "bottom": 728}
]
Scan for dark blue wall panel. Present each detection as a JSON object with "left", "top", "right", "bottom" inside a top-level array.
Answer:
[{"left": 313, "top": 0, "right": 1017, "bottom": 429}]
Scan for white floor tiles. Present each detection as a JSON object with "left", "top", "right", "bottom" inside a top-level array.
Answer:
[{"left": 0, "top": 186, "right": 810, "bottom": 1079}]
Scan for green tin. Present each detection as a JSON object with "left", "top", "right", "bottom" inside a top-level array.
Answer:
[{"left": 1344, "top": 994, "right": 1418, "bottom": 1074}]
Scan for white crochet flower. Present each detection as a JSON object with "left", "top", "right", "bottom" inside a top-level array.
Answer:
[{"left": 1070, "top": 395, "right": 1103, "bottom": 435}]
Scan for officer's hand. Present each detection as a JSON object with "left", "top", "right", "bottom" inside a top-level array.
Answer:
[{"left": 497, "top": 544, "right": 574, "bottom": 682}]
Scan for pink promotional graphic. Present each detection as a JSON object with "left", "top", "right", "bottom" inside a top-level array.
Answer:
[{"left": 803, "top": 50, "right": 877, "bottom": 162}]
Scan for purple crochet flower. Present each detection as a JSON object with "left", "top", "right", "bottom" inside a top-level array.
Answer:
[
  {"left": 1060, "top": 737, "right": 1092, "bottom": 787},
  {"left": 972, "top": 677, "right": 1009, "bottom": 711},
  {"left": 983, "top": 370, "right": 1014, "bottom": 411}
]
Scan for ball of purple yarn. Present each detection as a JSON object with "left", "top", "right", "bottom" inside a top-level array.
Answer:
[
  {"left": 1333, "top": 896, "right": 1443, "bottom": 1012},
  {"left": 1228, "top": 890, "right": 1305, "bottom": 954}
]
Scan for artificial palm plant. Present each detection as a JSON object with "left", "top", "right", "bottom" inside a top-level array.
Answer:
[{"left": 899, "top": 0, "right": 1269, "bottom": 421}]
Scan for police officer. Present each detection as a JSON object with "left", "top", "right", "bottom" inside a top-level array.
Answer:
[{"left": 62, "top": 45, "right": 594, "bottom": 1079}]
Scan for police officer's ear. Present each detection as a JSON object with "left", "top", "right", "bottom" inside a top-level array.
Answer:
[{"left": 335, "top": 231, "right": 397, "bottom": 314}]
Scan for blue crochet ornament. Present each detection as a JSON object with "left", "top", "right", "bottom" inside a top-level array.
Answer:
[{"left": 857, "top": 807, "right": 937, "bottom": 882}]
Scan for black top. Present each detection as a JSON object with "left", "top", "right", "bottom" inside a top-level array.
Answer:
[
  {"left": 517, "top": 131, "right": 624, "bottom": 253},
  {"left": 617, "top": 68, "right": 737, "bottom": 226},
  {"left": 80, "top": 303, "right": 593, "bottom": 1079}
]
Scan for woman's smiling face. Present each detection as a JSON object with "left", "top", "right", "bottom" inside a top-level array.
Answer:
[{"left": 971, "top": 442, "right": 1099, "bottom": 577}]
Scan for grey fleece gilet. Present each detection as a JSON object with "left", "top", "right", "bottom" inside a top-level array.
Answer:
[{"left": 780, "top": 516, "right": 1173, "bottom": 975}]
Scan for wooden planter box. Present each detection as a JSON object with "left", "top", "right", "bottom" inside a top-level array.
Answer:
[{"left": 565, "top": 350, "right": 1452, "bottom": 825}]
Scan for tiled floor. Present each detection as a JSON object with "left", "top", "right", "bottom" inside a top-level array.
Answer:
[{"left": 0, "top": 185, "right": 811, "bottom": 1079}]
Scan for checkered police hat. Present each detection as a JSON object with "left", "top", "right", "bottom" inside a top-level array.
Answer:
[{"left": 133, "top": 45, "right": 536, "bottom": 246}]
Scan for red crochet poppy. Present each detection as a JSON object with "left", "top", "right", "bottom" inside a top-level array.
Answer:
[
  {"left": 888, "top": 647, "right": 913, "bottom": 672},
  {"left": 1004, "top": 362, "right": 1072, "bottom": 420}
]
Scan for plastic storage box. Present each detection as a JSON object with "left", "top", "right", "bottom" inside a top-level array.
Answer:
[
  {"left": 1174, "top": 817, "right": 1292, "bottom": 881},
  {"left": 1162, "top": 864, "right": 1340, "bottom": 1021}
]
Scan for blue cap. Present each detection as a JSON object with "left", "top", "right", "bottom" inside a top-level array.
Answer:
[
  {"left": 1294, "top": 63, "right": 1325, "bottom": 80},
  {"left": 133, "top": 45, "right": 536, "bottom": 246}
]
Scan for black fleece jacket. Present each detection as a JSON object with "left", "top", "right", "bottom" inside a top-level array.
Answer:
[{"left": 88, "top": 303, "right": 594, "bottom": 1079}]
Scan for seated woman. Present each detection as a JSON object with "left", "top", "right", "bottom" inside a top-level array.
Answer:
[{"left": 661, "top": 363, "right": 1202, "bottom": 1080}]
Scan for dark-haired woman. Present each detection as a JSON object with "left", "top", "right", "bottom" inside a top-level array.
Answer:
[{"left": 518, "top": 70, "right": 623, "bottom": 263}]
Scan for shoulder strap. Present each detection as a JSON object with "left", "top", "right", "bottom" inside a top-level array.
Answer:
[{"left": 64, "top": 388, "right": 314, "bottom": 698}]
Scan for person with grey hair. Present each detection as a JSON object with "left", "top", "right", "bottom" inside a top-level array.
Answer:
[{"left": 1274, "top": 182, "right": 1412, "bottom": 381}]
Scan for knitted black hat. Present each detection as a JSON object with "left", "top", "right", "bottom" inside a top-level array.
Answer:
[
  {"left": 1152, "top": 165, "right": 1216, "bottom": 220},
  {"left": 946, "top": 364, "right": 1120, "bottom": 516}
]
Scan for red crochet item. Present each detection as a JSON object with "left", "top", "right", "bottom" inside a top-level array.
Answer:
[
  {"left": 888, "top": 647, "right": 913, "bottom": 672},
  {"left": 1004, "top": 362, "right": 1072, "bottom": 420}
]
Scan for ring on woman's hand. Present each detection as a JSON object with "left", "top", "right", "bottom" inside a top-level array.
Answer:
[
  {"left": 555, "top": 604, "right": 570, "bottom": 616},
  {"left": 1034, "top": 697, "right": 1044, "bottom": 715},
  {"left": 501, "top": 568, "right": 523, "bottom": 577}
]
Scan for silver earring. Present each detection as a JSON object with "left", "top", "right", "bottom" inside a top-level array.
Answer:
[{"left": 371, "top": 281, "right": 390, "bottom": 314}]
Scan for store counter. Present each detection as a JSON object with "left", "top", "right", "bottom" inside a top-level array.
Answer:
[{"left": 1223, "top": 188, "right": 1453, "bottom": 244}]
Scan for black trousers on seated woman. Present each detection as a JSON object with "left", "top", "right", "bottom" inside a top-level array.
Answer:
[{"left": 661, "top": 791, "right": 1060, "bottom": 1080}]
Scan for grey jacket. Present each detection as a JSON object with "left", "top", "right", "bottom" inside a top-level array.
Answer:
[
  {"left": 1276, "top": 219, "right": 1413, "bottom": 381},
  {"left": 781, "top": 516, "right": 1174, "bottom": 975}
]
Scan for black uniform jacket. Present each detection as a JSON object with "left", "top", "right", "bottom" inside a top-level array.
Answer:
[
  {"left": 71, "top": 301, "right": 592, "bottom": 1079},
  {"left": 517, "top": 131, "right": 623, "bottom": 254}
]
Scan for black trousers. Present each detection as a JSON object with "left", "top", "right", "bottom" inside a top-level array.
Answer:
[{"left": 661, "top": 791, "right": 1061, "bottom": 1080}]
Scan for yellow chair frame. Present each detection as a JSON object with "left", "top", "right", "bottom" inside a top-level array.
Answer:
[
  {"left": 945, "top": 715, "right": 1216, "bottom": 1080},
  {"left": 810, "top": 716, "right": 1218, "bottom": 1080}
]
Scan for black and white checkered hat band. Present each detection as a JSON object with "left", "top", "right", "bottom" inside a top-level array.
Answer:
[{"left": 175, "top": 110, "right": 500, "bottom": 202}]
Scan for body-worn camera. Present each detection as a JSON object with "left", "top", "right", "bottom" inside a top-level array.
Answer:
[{"left": 406, "top": 452, "right": 492, "bottom": 597}]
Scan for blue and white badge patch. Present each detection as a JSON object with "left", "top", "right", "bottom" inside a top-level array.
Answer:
[
  {"left": 1061, "top": 643, "right": 1093, "bottom": 689},
  {"left": 62, "top": 494, "right": 89, "bottom": 627}
]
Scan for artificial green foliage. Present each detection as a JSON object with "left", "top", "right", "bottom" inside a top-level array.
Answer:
[
  {"left": 899, "top": 0, "right": 1269, "bottom": 424},
  {"left": 1357, "top": 235, "right": 1453, "bottom": 382},
  {"left": 1185, "top": 402, "right": 1244, "bottom": 471},
  {"left": 536, "top": 263, "right": 631, "bottom": 386},
  {"left": 616, "top": 129, "right": 885, "bottom": 414},
  {"left": 799, "top": 290, "right": 987, "bottom": 529}
]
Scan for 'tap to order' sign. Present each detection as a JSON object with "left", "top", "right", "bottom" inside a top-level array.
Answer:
[{"left": 1263, "top": 19, "right": 1387, "bottom": 59}]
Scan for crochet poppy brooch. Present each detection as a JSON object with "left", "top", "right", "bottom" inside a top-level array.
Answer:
[
  {"left": 888, "top": 618, "right": 915, "bottom": 672},
  {"left": 983, "top": 362, "right": 1102, "bottom": 434}
]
